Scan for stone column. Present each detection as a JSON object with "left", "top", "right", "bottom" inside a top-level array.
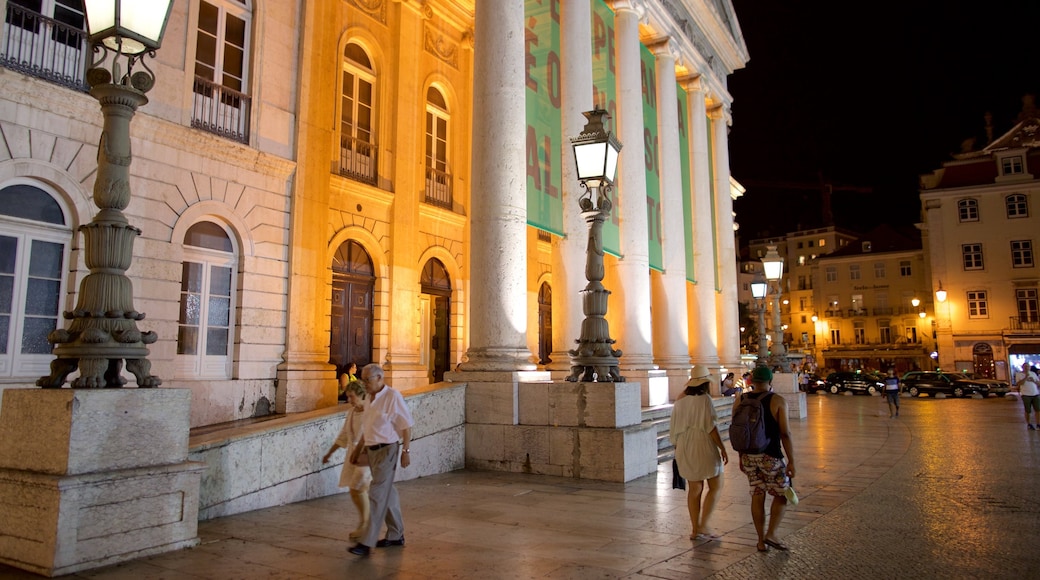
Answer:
[
  {"left": 650, "top": 39, "right": 691, "bottom": 401},
  {"left": 548, "top": 0, "right": 594, "bottom": 374},
  {"left": 611, "top": 1, "right": 654, "bottom": 370},
  {"left": 683, "top": 76, "right": 721, "bottom": 379},
  {"left": 462, "top": 0, "right": 535, "bottom": 371},
  {"left": 710, "top": 105, "right": 741, "bottom": 368}
]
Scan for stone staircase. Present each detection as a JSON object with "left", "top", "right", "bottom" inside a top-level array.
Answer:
[{"left": 641, "top": 396, "right": 736, "bottom": 464}]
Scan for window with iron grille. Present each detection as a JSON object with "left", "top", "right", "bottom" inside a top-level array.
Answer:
[
  {"left": 1017, "top": 288, "right": 1039, "bottom": 323},
  {"left": 339, "top": 42, "right": 377, "bottom": 184},
  {"left": 192, "top": 0, "right": 252, "bottom": 143}
]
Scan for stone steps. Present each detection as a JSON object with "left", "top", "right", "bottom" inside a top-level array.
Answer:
[{"left": 641, "top": 397, "right": 736, "bottom": 464}]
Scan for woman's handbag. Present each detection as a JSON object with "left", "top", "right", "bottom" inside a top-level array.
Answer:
[{"left": 671, "top": 459, "right": 686, "bottom": 490}]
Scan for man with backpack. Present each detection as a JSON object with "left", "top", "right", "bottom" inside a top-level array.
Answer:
[{"left": 731, "top": 365, "right": 797, "bottom": 552}]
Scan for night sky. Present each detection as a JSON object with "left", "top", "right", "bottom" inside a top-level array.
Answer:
[{"left": 728, "top": 0, "right": 1040, "bottom": 241}]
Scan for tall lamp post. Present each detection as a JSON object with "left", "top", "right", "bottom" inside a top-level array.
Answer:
[
  {"left": 566, "top": 109, "right": 624, "bottom": 382},
  {"left": 762, "top": 245, "right": 787, "bottom": 367},
  {"left": 751, "top": 271, "right": 768, "bottom": 363},
  {"left": 37, "top": 0, "right": 173, "bottom": 388}
]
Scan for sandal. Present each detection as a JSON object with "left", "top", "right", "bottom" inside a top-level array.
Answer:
[{"left": 763, "top": 538, "right": 789, "bottom": 551}]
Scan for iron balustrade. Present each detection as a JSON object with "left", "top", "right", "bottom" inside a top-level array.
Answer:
[
  {"left": 1009, "top": 316, "right": 1040, "bottom": 331},
  {"left": 338, "top": 134, "right": 378, "bottom": 185},
  {"left": 1, "top": 3, "right": 87, "bottom": 91},
  {"left": 191, "top": 76, "right": 251, "bottom": 144},
  {"left": 424, "top": 165, "right": 453, "bottom": 209}
]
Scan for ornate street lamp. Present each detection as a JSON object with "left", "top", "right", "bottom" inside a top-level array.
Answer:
[
  {"left": 566, "top": 109, "right": 624, "bottom": 382},
  {"left": 37, "top": 0, "right": 173, "bottom": 388},
  {"left": 761, "top": 246, "right": 787, "bottom": 367},
  {"left": 751, "top": 271, "right": 768, "bottom": 363}
]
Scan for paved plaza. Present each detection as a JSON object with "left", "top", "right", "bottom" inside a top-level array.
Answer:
[{"left": 3, "top": 393, "right": 1038, "bottom": 579}]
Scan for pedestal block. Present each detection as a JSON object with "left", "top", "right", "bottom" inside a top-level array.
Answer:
[
  {"left": 466, "top": 380, "right": 656, "bottom": 482},
  {"left": 771, "top": 372, "right": 807, "bottom": 420},
  {"left": 0, "top": 389, "right": 203, "bottom": 577}
]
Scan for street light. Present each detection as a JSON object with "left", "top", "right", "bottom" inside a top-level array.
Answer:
[
  {"left": 935, "top": 280, "right": 947, "bottom": 303},
  {"left": 911, "top": 297, "right": 921, "bottom": 308},
  {"left": 751, "top": 271, "right": 768, "bottom": 363},
  {"left": 761, "top": 245, "right": 786, "bottom": 367},
  {"left": 37, "top": 0, "right": 172, "bottom": 388},
  {"left": 566, "top": 109, "right": 624, "bottom": 382}
]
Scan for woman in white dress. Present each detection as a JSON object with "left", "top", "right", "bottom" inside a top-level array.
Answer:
[
  {"left": 322, "top": 379, "right": 373, "bottom": 540},
  {"left": 671, "top": 366, "right": 729, "bottom": 540}
]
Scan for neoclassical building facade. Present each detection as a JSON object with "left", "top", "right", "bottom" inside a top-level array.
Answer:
[{"left": 0, "top": 0, "right": 748, "bottom": 427}]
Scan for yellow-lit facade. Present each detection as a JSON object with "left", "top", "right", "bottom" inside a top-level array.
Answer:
[{"left": 0, "top": 0, "right": 750, "bottom": 426}]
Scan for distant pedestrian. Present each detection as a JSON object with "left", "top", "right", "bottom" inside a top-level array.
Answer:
[
  {"left": 1014, "top": 362, "right": 1040, "bottom": 430},
  {"left": 348, "top": 364, "right": 415, "bottom": 556},
  {"left": 884, "top": 369, "right": 900, "bottom": 418},
  {"left": 734, "top": 366, "right": 796, "bottom": 552},
  {"left": 322, "top": 379, "right": 371, "bottom": 540},
  {"left": 721, "top": 372, "right": 739, "bottom": 396},
  {"left": 671, "top": 366, "right": 729, "bottom": 541}
]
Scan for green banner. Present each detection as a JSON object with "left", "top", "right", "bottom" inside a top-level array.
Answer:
[
  {"left": 591, "top": 0, "right": 620, "bottom": 257},
  {"left": 677, "top": 84, "right": 694, "bottom": 282},
  {"left": 707, "top": 115, "right": 720, "bottom": 291},
  {"left": 525, "top": 0, "right": 563, "bottom": 235},
  {"left": 640, "top": 44, "right": 662, "bottom": 271}
]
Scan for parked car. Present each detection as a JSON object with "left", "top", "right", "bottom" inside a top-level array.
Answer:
[
  {"left": 900, "top": 371, "right": 1002, "bottom": 397},
  {"left": 801, "top": 374, "right": 828, "bottom": 394},
  {"left": 824, "top": 371, "right": 886, "bottom": 395},
  {"left": 959, "top": 373, "right": 1011, "bottom": 396}
]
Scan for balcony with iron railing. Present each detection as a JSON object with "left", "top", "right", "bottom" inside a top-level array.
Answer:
[
  {"left": 191, "top": 76, "right": 251, "bottom": 144},
  {"left": 1008, "top": 316, "right": 1040, "bottom": 333},
  {"left": 424, "top": 165, "right": 453, "bottom": 210},
  {"left": 1, "top": 3, "right": 87, "bottom": 91},
  {"left": 338, "top": 134, "right": 378, "bottom": 185}
]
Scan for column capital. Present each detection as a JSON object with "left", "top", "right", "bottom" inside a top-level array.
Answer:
[
  {"left": 647, "top": 37, "right": 683, "bottom": 65},
  {"left": 609, "top": 0, "right": 647, "bottom": 19},
  {"left": 677, "top": 73, "right": 704, "bottom": 93},
  {"left": 462, "top": 28, "right": 474, "bottom": 50}
]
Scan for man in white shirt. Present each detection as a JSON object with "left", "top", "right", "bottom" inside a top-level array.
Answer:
[
  {"left": 1014, "top": 362, "right": 1040, "bottom": 430},
  {"left": 348, "top": 364, "right": 415, "bottom": 556}
]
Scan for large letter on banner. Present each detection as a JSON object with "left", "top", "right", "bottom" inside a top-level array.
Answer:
[
  {"left": 525, "top": 0, "right": 563, "bottom": 236},
  {"left": 640, "top": 44, "right": 662, "bottom": 271},
  {"left": 590, "top": 0, "right": 620, "bottom": 257}
]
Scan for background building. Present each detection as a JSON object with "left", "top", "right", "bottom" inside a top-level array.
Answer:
[{"left": 920, "top": 107, "right": 1040, "bottom": 380}]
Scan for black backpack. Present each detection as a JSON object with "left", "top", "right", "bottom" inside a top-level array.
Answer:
[{"left": 729, "top": 392, "right": 772, "bottom": 453}]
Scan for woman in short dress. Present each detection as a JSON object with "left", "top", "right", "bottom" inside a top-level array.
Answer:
[
  {"left": 322, "top": 379, "right": 373, "bottom": 540},
  {"left": 671, "top": 366, "right": 730, "bottom": 540}
]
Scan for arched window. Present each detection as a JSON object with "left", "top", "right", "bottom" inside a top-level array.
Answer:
[
  {"left": 424, "top": 86, "right": 452, "bottom": 208},
  {"left": 339, "top": 41, "right": 378, "bottom": 184},
  {"left": 177, "top": 221, "right": 237, "bottom": 378},
  {"left": 1006, "top": 193, "right": 1028, "bottom": 218},
  {"left": 0, "top": 182, "right": 71, "bottom": 377},
  {"left": 957, "top": 198, "right": 978, "bottom": 222}
]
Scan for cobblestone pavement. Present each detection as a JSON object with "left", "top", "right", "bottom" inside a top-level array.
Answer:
[{"left": 3, "top": 393, "right": 1037, "bottom": 579}]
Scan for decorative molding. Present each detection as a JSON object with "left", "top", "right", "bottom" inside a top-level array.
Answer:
[
  {"left": 424, "top": 24, "right": 459, "bottom": 70},
  {"left": 657, "top": 0, "right": 724, "bottom": 80},
  {"left": 347, "top": 0, "right": 387, "bottom": 25}
]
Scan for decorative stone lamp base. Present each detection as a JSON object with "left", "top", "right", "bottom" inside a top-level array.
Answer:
[{"left": 0, "top": 389, "right": 203, "bottom": 577}]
